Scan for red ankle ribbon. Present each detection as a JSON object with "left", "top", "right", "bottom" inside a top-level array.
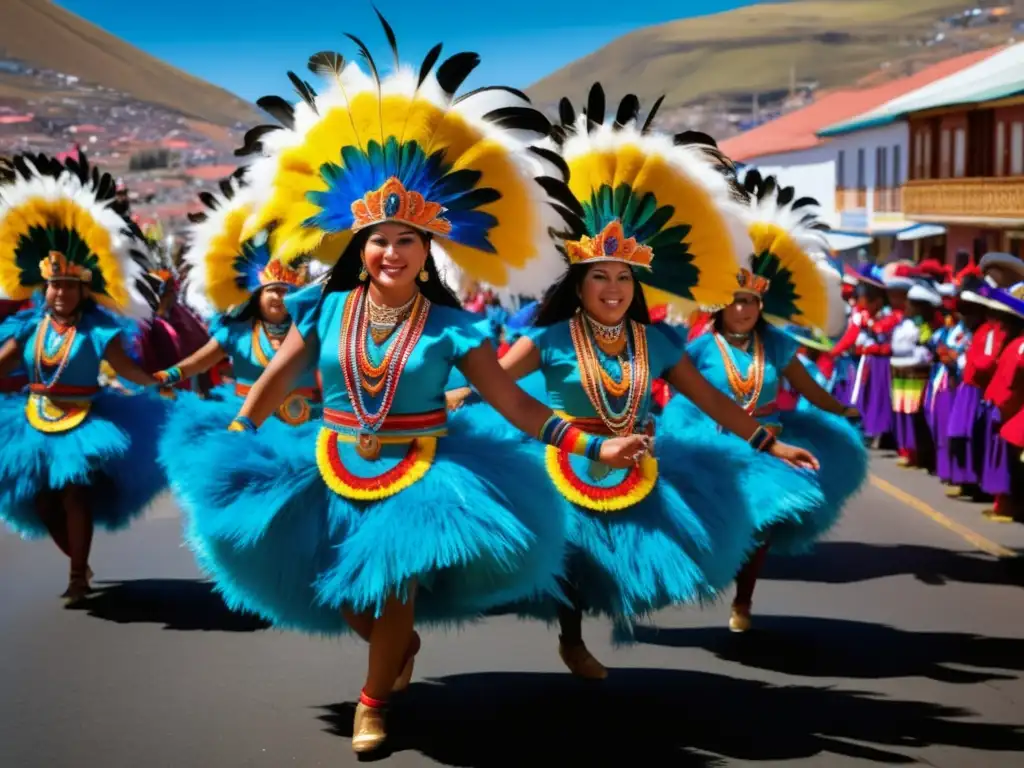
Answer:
[{"left": 359, "top": 689, "right": 388, "bottom": 709}]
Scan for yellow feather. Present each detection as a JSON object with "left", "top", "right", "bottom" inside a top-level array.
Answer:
[{"left": 751, "top": 221, "right": 827, "bottom": 330}]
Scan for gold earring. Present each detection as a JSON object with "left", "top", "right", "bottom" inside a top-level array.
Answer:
[
  {"left": 359, "top": 266, "right": 368, "bottom": 281},
  {"left": 418, "top": 268, "right": 429, "bottom": 282}
]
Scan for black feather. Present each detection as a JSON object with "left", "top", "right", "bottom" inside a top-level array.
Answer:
[
  {"left": 187, "top": 211, "right": 207, "bottom": 225},
  {"left": 743, "top": 168, "right": 763, "bottom": 195},
  {"left": 791, "top": 196, "right": 819, "bottom": 210},
  {"left": 344, "top": 33, "right": 380, "bottom": 88},
  {"left": 614, "top": 94, "right": 640, "bottom": 129},
  {"left": 373, "top": 7, "right": 400, "bottom": 69},
  {"left": 198, "top": 192, "right": 219, "bottom": 211},
  {"left": 454, "top": 85, "right": 530, "bottom": 106},
  {"left": 307, "top": 51, "right": 345, "bottom": 79},
  {"left": 535, "top": 175, "right": 586, "bottom": 219},
  {"left": 777, "top": 186, "right": 795, "bottom": 207},
  {"left": 436, "top": 52, "right": 479, "bottom": 96},
  {"left": 256, "top": 96, "right": 296, "bottom": 129},
  {"left": 235, "top": 125, "right": 280, "bottom": 156},
  {"left": 586, "top": 83, "right": 606, "bottom": 129},
  {"left": 218, "top": 178, "right": 235, "bottom": 198},
  {"left": 641, "top": 96, "right": 666, "bottom": 134},
  {"left": 287, "top": 71, "right": 318, "bottom": 111},
  {"left": 760, "top": 175, "right": 778, "bottom": 201},
  {"left": 418, "top": 43, "right": 443, "bottom": 87},
  {"left": 443, "top": 187, "right": 502, "bottom": 212},
  {"left": 482, "top": 106, "right": 551, "bottom": 135},
  {"left": 547, "top": 203, "right": 586, "bottom": 239},
  {"left": 674, "top": 130, "right": 718, "bottom": 148},
  {"left": 528, "top": 146, "right": 570, "bottom": 181},
  {"left": 558, "top": 97, "right": 576, "bottom": 129}
]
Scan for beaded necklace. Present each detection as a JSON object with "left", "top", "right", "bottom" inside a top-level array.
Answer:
[
  {"left": 585, "top": 314, "right": 627, "bottom": 357},
  {"left": 367, "top": 293, "right": 416, "bottom": 344},
  {"left": 339, "top": 283, "right": 430, "bottom": 433},
  {"left": 570, "top": 310, "right": 649, "bottom": 436},
  {"left": 34, "top": 314, "right": 78, "bottom": 388},
  {"left": 250, "top": 320, "right": 290, "bottom": 367},
  {"left": 712, "top": 331, "right": 765, "bottom": 413}
]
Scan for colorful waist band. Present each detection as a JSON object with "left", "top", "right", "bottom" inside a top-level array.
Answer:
[
  {"left": 235, "top": 382, "right": 322, "bottom": 402},
  {"left": 555, "top": 412, "right": 654, "bottom": 437},
  {"left": 0, "top": 374, "right": 28, "bottom": 393},
  {"left": 323, "top": 408, "right": 448, "bottom": 440},
  {"left": 29, "top": 383, "right": 100, "bottom": 399}
]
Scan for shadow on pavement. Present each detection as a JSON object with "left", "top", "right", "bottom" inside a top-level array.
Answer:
[
  {"left": 317, "top": 668, "right": 1024, "bottom": 765},
  {"left": 631, "top": 616, "right": 1024, "bottom": 684},
  {"left": 762, "top": 542, "right": 1024, "bottom": 588},
  {"left": 66, "top": 578, "right": 269, "bottom": 632}
]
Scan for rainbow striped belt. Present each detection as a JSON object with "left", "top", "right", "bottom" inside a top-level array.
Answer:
[
  {"left": 29, "top": 383, "right": 100, "bottom": 399},
  {"left": 323, "top": 408, "right": 448, "bottom": 441}
]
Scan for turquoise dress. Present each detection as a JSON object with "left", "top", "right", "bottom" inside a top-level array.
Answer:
[
  {"left": 662, "top": 325, "right": 866, "bottom": 554},
  {"left": 453, "top": 317, "right": 811, "bottom": 623},
  {"left": 0, "top": 305, "right": 169, "bottom": 538},
  {"left": 165, "top": 285, "right": 565, "bottom": 634}
]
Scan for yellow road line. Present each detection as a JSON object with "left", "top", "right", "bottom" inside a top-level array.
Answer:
[{"left": 869, "top": 474, "right": 1016, "bottom": 559}]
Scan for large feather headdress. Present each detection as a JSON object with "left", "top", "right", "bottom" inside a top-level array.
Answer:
[
  {"left": 182, "top": 171, "right": 314, "bottom": 320},
  {"left": 0, "top": 152, "right": 156, "bottom": 320},
  {"left": 729, "top": 169, "right": 844, "bottom": 336},
  {"left": 534, "top": 84, "right": 749, "bottom": 317},
  {"left": 235, "top": 11, "right": 565, "bottom": 294}
]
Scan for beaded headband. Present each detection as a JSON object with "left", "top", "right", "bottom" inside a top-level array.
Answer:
[{"left": 40, "top": 251, "right": 92, "bottom": 284}]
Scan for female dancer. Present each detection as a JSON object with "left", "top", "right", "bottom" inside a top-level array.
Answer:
[
  {"left": 449, "top": 90, "right": 821, "bottom": 670},
  {"left": 152, "top": 173, "right": 321, "bottom": 444},
  {"left": 162, "top": 25, "right": 646, "bottom": 754},
  {"left": 0, "top": 152, "right": 168, "bottom": 602},
  {"left": 662, "top": 170, "right": 866, "bottom": 633}
]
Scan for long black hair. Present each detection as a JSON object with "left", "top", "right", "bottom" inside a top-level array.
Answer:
[
  {"left": 322, "top": 227, "right": 462, "bottom": 309},
  {"left": 533, "top": 262, "right": 651, "bottom": 328}
]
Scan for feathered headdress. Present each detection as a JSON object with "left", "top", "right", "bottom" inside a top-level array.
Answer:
[
  {"left": 236, "top": 10, "right": 564, "bottom": 295},
  {"left": 725, "top": 169, "right": 844, "bottom": 335},
  {"left": 182, "top": 171, "right": 313, "bottom": 320},
  {"left": 0, "top": 152, "right": 156, "bottom": 320},
  {"left": 532, "top": 84, "right": 748, "bottom": 316}
]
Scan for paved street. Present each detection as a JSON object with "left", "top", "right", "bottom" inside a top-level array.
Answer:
[{"left": 1, "top": 454, "right": 1022, "bottom": 767}]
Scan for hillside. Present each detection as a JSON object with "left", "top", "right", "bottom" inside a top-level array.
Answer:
[
  {"left": 0, "top": 0, "right": 261, "bottom": 127},
  {"left": 528, "top": 0, "right": 995, "bottom": 112}
]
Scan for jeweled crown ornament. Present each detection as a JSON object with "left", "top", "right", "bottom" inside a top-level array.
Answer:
[
  {"left": 260, "top": 258, "right": 309, "bottom": 288},
  {"left": 565, "top": 220, "right": 654, "bottom": 270},
  {"left": 351, "top": 177, "right": 452, "bottom": 238},
  {"left": 736, "top": 267, "right": 770, "bottom": 296},
  {"left": 40, "top": 251, "right": 92, "bottom": 283}
]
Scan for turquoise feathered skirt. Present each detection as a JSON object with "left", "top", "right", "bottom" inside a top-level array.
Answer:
[
  {"left": 660, "top": 395, "right": 866, "bottom": 555},
  {"left": 450, "top": 393, "right": 819, "bottom": 622},
  {"left": 0, "top": 391, "right": 170, "bottom": 538},
  {"left": 159, "top": 393, "right": 567, "bottom": 636}
]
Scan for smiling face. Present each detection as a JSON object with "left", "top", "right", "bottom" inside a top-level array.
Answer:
[
  {"left": 362, "top": 222, "right": 430, "bottom": 293},
  {"left": 578, "top": 261, "right": 635, "bottom": 326},
  {"left": 45, "top": 280, "right": 84, "bottom": 318},
  {"left": 721, "top": 293, "right": 761, "bottom": 335},
  {"left": 259, "top": 284, "right": 290, "bottom": 324}
]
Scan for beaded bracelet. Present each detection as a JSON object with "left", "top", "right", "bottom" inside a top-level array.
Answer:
[
  {"left": 153, "top": 366, "right": 183, "bottom": 386},
  {"left": 539, "top": 415, "right": 604, "bottom": 460},
  {"left": 228, "top": 416, "right": 258, "bottom": 433},
  {"left": 748, "top": 425, "right": 776, "bottom": 453}
]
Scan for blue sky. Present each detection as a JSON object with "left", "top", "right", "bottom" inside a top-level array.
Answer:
[{"left": 55, "top": 1, "right": 758, "bottom": 102}]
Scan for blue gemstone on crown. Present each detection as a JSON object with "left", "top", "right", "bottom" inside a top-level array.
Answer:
[
  {"left": 384, "top": 193, "right": 401, "bottom": 217},
  {"left": 603, "top": 237, "right": 619, "bottom": 256}
]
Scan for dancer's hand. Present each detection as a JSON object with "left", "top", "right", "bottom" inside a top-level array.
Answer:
[
  {"left": 445, "top": 387, "right": 472, "bottom": 412},
  {"left": 770, "top": 441, "right": 819, "bottom": 471},
  {"left": 599, "top": 435, "right": 651, "bottom": 469},
  {"left": 842, "top": 406, "right": 861, "bottom": 422}
]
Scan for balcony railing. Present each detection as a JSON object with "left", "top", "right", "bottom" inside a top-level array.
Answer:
[
  {"left": 874, "top": 187, "right": 903, "bottom": 213},
  {"left": 835, "top": 188, "right": 867, "bottom": 211},
  {"left": 903, "top": 178, "right": 1024, "bottom": 220}
]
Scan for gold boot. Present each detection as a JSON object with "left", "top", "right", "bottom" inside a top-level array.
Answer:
[
  {"left": 558, "top": 642, "right": 608, "bottom": 680},
  {"left": 982, "top": 507, "right": 1015, "bottom": 523},
  {"left": 352, "top": 701, "right": 387, "bottom": 754},
  {"left": 944, "top": 485, "right": 963, "bottom": 497},
  {"left": 729, "top": 603, "right": 752, "bottom": 633}
]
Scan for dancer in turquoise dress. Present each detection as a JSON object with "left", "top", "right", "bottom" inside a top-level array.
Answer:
[
  {"left": 448, "top": 87, "right": 821, "bottom": 677},
  {"left": 661, "top": 170, "right": 866, "bottom": 632},
  {"left": 155, "top": 173, "right": 322, "bottom": 492},
  {"left": 0, "top": 151, "right": 168, "bottom": 602},
  {"left": 162, "top": 22, "right": 648, "bottom": 755}
]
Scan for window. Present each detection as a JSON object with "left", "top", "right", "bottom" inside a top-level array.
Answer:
[
  {"left": 856, "top": 148, "right": 866, "bottom": 188},
  {"left": 940, "top": 128, "right": 951, "bottom": 177},
  {"left": 837, "top": 150, "right": 846, "bottom": 187},
  {"left": 876, "top": 146, "right": 888, "bottom": 188},
  {"left": 1013, "top": 122, "right": 1024, "bottom": 175},
  {"left": 996, "top": 122, "right": 1006, "bottom": 176},
  {"left": 923, "top": 130, "right": 933, "bottom": 179},
  {"left": 913, "top": 132, "right": 922, "bottom": 178},
  {"left": 953, "top": 128, "right": 966, "bottom": 178},
  {"left": 893, "top": 144, "right": 902, "bottom": 185}
]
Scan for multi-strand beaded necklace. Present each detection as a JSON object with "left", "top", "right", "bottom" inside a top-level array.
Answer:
[
  {"left": 339, "top": 284, "right": 430, "bottom": 434},
  {"left": 569, "top": 310, "right": 649, "bottom": 436},
  {"left": 712, "top": 331, "right": 765, "bottom": 413},
  {"left": 33, "top": 314, "right": 78, "bottom": 388}
]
